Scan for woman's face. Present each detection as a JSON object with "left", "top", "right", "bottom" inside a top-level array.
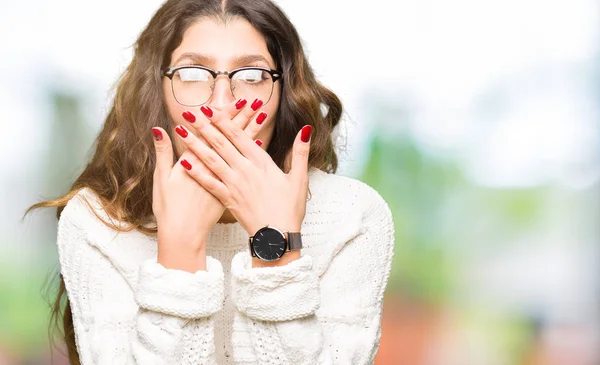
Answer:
[{"left": 163, "top": 17, "right": 281, "bottom": 157}]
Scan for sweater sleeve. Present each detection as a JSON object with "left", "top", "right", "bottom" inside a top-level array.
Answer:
[
  {"left": 56, "top": 192, "right": 224, "bottom": 365},
  {"left": 229, "top": 186, "right": 395, "bottom": 365}
]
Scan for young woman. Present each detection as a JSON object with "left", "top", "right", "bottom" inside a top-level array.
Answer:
[{"left": 30, "top": 0, "right": 395, "bottom": 363}]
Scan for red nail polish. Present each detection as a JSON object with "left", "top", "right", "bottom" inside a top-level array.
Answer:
[
  {"left": 180, "top": 159, "right": 192, "bottom": 170},
  {"left": 301, "top": 125, "right": 312, "bottom": 143},
  {"left": 151, "top": 128, "right": 163, "bottom": 141},
  {"left": 255, "top": 139, "right": 263, "bottom": 147},
  {"left": 182, "top": 111, "right": 196, "bottom": 123},
  {"left": 200, "top": 105, "right": 213, "bottom": 118},
  {"left": 235, "top": 99, "right": 247, "bottom": 110},
  {"left": 175, "top": 125, "right": 188, "bottom": 138},
  {"left": 256, "top": 112, "right": 267, "bottom": 125},
  {"left": 251, "top": 99, "right": 263, "bottom": 111}
]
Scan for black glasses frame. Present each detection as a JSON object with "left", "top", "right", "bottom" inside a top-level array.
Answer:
[{"left": 162, "top": 65, "right": 283, "bottom": 107}]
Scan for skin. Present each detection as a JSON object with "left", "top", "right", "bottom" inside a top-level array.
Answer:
[
  {"left": 163, "top": 18, "right": 281, "bottom": 224},
  {"left": 154, "top": 17, "right": 310, "bottom": 271}
]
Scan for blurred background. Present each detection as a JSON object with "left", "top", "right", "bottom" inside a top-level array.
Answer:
[{"left": 1, "top": 0, "right": 599, "bottom": 364}]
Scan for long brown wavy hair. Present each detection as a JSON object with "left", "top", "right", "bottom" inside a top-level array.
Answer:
[{"left": 25, "top": 0, "right": 342, "bottom": 364}]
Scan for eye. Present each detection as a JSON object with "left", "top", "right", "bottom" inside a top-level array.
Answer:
[
  {"left": 176, "top": 68, "right": 211, "bottom": 82},
  {"left": 233, "top": 69, "right": 268, "bottom": 84}
]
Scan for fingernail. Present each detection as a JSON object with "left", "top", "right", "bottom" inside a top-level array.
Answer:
[
  {"left": 256, "top": 112, "right": 267, "bottom": 125},
  {"left": 200, "top": 105, "right": 213, "bottom": 118},
  {"left": 301, "top": 125, "right": 312, "bottom": 143},
  {"left": 251, "top": 99, "right": 263, "bottom": 111},
  {"left": 180, "top": 159, "right": 192, "bottom": 171},
  {"left": 255, "top": 139, "right": 263, "bottom": 147},
  {"left": 235, "top": 98, "right": 247, "bottom": 110},
  {"left": 175, "top": 125, "right": 188, "bottom": 138},
  {"left": 182, "top": 111, "right": 196, "bottom": 123},
  {"left": 151, "top": 128, "right": 163, "bottom": 141}
]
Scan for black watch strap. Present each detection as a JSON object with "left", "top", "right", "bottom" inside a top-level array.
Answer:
[{"left": 286, "top": 232, "right": 303, "bottom": 250}]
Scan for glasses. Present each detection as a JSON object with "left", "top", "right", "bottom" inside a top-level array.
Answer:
[{"left": 163, "top": 65, "right": 283, "bottom": 107}]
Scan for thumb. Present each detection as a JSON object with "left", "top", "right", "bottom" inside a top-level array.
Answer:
[
  {"left": 290, "top": 125, "right": 312, "bottom": 181},
  {"left": 151, "top": 127, "right": 174, "bottom": 184}
]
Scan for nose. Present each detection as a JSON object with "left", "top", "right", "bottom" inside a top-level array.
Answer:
[{"left": 208, "top": 75, "right": 235, "bottom": 108}]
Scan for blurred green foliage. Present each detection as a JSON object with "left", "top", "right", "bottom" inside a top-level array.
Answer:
[
  {"left": 0, "top": 248, "right": 56, "bottom": 357},
  {"left": 360, "top": 131, "right": 462, "bottom": 301},
  {"left": 360, "top": 128, "right": 546, "bottom": 303},
  {"left": 0, "top": 89, "right": 95, "bottom": 359}
]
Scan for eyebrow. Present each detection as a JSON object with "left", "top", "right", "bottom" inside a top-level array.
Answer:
[{"left": 174, "top": 52, "right": 272, "bottom": 68}]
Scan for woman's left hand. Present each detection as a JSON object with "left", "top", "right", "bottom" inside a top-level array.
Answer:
[{"left": 173, "top": 103, "right": 313, "bottom": 240}]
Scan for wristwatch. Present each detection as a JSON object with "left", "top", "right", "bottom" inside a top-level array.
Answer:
[{"left": 248, "top": 225, "right": 303, "bottom": 261}]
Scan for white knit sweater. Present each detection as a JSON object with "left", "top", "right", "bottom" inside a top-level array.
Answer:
[{"left": 56, "top": 167, "right": 395, "bottom": 365}]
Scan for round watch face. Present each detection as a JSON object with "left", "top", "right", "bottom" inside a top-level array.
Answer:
[{"left": 251, "top": 227, "right": 287, "bottom": 261}]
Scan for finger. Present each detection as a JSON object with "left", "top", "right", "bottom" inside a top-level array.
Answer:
[
  {"left": 186, "top": 109, "right": 249, "bottom": 169},
  {"left": 209, "top": 107, "right": 267, "bottom": 163},
  {"left": 243, "top": 110, "right": 268, "bottom": 143},
  {"left": 181, "top": 98, "right": 247, "bottom": 127},
  {"left": 151, "top": 127, "right": 174, "bottom": 185},
  {"left": 231, "top": 97, "right": 264, "bottom": 130},
  {"left": 228, "top": 98, "right": 250, "bottom": 123},
  {"left": 203, "top": 98, "right": 250, "bottom": 124},
  {"left": 180, "top": 110, "right": 212, "bottom": 146},
  {"left": 173, "top": 149, "right": 219, "bottom": 181},
  {"left": 179, "top": 97, "right": 246, "bottom": 142},
  {"left": 174, "top": 124, "right": 237, "bottom": 184},
  {"left": 182, "top": 97, "right": 262, "bottom": 152},
  {"left": 179, "top": 157, "right": 232, "bottom": 206},
  {"left": 290, "top": 125, "right": 313, "bottom": 182}
]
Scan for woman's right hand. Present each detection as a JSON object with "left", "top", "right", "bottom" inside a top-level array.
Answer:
[{"left": 151, "top": 99, "right": 263, "bottom": 272}]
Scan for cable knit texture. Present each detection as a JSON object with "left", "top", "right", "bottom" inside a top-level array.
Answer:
[
  {"left": 56, "top": 167, "right": 395, "bottom": 364},
  {"left": 231, "top": 252, "right": 320, "bottom": 322},
  {"left": 136, "top": 257, "right": 224, "bottom": 319}
]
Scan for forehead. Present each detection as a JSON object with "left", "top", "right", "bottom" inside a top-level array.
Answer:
[{"left": 170, "top": 17, "right": 274, "bottom": 68}]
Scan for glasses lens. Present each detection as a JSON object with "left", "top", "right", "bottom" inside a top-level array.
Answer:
[
  {"left": 231, "top": 69, "right": 275, "bottom": 105},
  {"left": 171, "top": 67, "right": 214, "bottom": 106}
]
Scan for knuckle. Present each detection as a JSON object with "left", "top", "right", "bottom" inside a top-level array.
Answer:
[
  {"left": 246, "top": 121, "right": 260, "bottom": 135},
  {"left": 194, "top": 120, "right": 208, "bottom": 133},
  {"left": 211, "top": 136, "right": 226, "bottom": 151},
  {"left": 204, "top": 153, "right": 220, "bottom": 168},
  {"left": 244, "top": 107, "right": 257, "bottom": 120},
  {"left": 155, "top": 143, "right": 171, "bottom": 154},
  {"left": 210, "top": 118, "right": 225, "bottom": 130},
  {"left": 203, "top": 177, "right": 219, "bottom": 191},
  {"left": 203, "top": 165, "right": 218, "bottom": 177},
  {"left": 296, "top": 147, "right": 310, "bottom": 158},
  {"left": 223, "top": 195, "right": 235, "bottom": 209},
  {"left": 228, "top": 126, "right": 243, "bottom": 139}
]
